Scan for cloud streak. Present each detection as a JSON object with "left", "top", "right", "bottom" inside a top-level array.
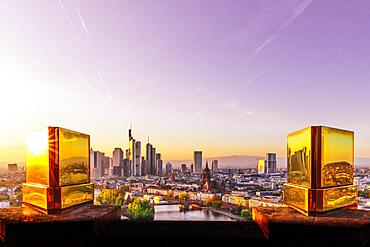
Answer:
[
  {"left": 244, "top": 73, "right": 262, "bottom": 86},
  {"left": 57, "top": 0, "right": 80, "bottom": 40},
  {"left": 76, "top": 8, "right": 93, "bottom": 42},
  {"left": 248, "top": 0, "right": 313, "bottom": 61}
]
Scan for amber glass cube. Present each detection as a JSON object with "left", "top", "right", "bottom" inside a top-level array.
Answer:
[
  {"left": 23, "top": 127, "right": 93, "bottom": 213},
  {"left": 284, "top": 126, "right": 357, "bottom": 215}
]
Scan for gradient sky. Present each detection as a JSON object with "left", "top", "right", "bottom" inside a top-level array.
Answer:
[{"left": 1, "top": 0, "right": 370, "bottom": 163}]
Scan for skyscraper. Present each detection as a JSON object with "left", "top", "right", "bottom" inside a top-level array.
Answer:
[
  {"left": 141, "top": 156, "right": 146, "bottom": 176},
  {"left": 146, "top": 143, "right": 152, "bottom": 175},
  {"left": 134, "top": 141, "right": 141, "bottom": 176},
  {"left": 112, "top": 148, "right": 123, "bottom": 176},
  {"left": 90, "top": 148, "right": 105, "bottom": 180},
  {"left": 165, "top": 162, "right": 172, "bottom": 175},
  {"left": 257, "top": 159, "right": 266, "bottom": 174},
  {"left": 151, "top": 147, "right": 156, "bottom": 175},
  {"left": 156, "top": 153, "right": 162, "bottom": 176},
  {"left": 112, "top": 148, "right": 123, "bottom": 167},
  {"left": 128, "top": 129, "right": 136, "bottom": 177},
  {"left": 266, "top": 153, "right": 277, "bottom": 174},
  {"left": 157, "top": 159, "right": 163, "bottom": 177},
  {"left": 211, "top": 160, "right": 218, "bottom": 173},
  {"left": 194, "top": 151, "right": 202, "bottom": 173},
  {"left": 190, "top": 163, "right": 194, "bottom": 174}
]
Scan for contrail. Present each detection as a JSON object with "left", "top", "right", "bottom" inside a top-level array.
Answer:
[
  {"left": 57, "top": 0, "right": 80, "bottom": 40},
  {"left": 79, "top": 76, "right": 108, "bottom": 106},
  {"left": 244, "top": 73, "right": 262, "bottom": 86},
  {"left": 97, "top": 72, "right": 113, "bottom": 99},
  {"left": 248, "top": 0, "right": 313, "bottom": 61},
  {"left": 76, "top": 8, "right": 93, "bottom": 42},
  {"left": 249, "top": 34, "right": 279, "bottom": 61}
]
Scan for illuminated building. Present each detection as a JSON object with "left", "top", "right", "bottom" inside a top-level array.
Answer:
[
  {"left": 181, "top": 164, "right": 187, "bottom": 174},
  {"left": 283, "top": 126, "right": 357, "bottom": 215},
  {"left": 146, "top": 143, "right": 152, "bottom": 175},
  {"left": 156, "top": 154, "right": 163, "bottom": 176},
  {"left": 8, "top": 163, "right": 17, "bottom": 173},
  {"left": 201, "top": 162, "right": 211, "bottom": 192},
  {"left": 194, "top": 151, "right": 202, "bottom": 173},
  {"left": 266, "top": 153, "right": 277, "bottom": 173},
  {"left": 165, "top": 162, "right": 172, "bottom": 175},
  {"left": 22, "top": 127, "right": 94, "bottom": 214},
  {"left": 134, "top": 141, "right": 141, "bottom": 176},
  {"left": 90, "top": 149, "right": 105, "bottom": 179},
  {"left": 151, "top": 147, "right": 156, "bottom": 175},
  {"left": 211, "top": 160, "right": 218, "bottom": 173},
  {"left": 257, "top": 159, "right": 265, "bottom": 174}
]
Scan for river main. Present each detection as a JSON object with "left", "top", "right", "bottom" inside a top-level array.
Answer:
[{"left": 154, "top": 205, "right": 236, "bottom": 221}]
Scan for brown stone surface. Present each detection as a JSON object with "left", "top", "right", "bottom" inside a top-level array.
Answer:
[
  {"left": 253, "top": 206, "right": 370, "bottom": 246},
  {"left": 0, "top": 204, "right": 120, "bottom": 223},
  {"left": 0, "top": 204, "right": 121, "bottom": 247}
]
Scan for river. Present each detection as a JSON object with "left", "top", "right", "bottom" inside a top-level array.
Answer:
[{"left": 154, "top": 205, "right": 236, "bottom": 221}]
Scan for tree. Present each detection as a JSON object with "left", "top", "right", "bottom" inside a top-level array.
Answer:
[
  {"left": 95, "top": 189, "right": 124, "bottom": 206},
  {"left": 241, "top": 209, "right": 251, "bottom": 220},
  {"left": 179, "top": 192, "right": 189, "bottom": 201},
  {"left": 127, "top": 198, "right": 154, "bottom": 221}
]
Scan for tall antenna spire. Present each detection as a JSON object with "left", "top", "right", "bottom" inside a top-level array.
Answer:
[{"left": 147, "top": 136, "right": 150, "bottom": 143}]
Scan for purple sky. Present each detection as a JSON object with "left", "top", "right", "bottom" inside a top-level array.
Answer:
[{"left": 1, "top": 0, "right": 370, "bottom": 162}]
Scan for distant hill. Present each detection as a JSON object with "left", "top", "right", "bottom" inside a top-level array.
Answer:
[
  {"left": 165, "top": 155, "right": 370, "bottom": 169},
  {"left": 165, "top": 155, "right": 286, "bottom": 169}
]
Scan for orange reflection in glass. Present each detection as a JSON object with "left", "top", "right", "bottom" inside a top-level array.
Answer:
[
  {"left": 287, "top": 127, "right": 311, "bottom": 187},
  {"left": 321, "top": 127, "right": 354, "bottom": 187},
  {"left": 61, "top": 183, "right": 93, "bottom": 208},
  {"left": 59, "top": 128, "right": 89, "bottom": 186},
  {"left": 26, "top": 128, "right": 49, "bottom": 186}
]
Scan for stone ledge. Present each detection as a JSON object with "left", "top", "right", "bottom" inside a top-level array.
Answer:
[
  {"left": 252, "top": 206, "right": 370, "bottom": 246},
  {"left": 0, "top": 205, "right": 121, "bottom": 247}
]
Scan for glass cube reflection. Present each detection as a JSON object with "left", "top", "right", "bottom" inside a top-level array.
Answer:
[
  {"left": 284, "top": 126, "right": 357, "bottom": 215},
  {"left": 23, "top": 127, "right": 93, "bottom": 213}
]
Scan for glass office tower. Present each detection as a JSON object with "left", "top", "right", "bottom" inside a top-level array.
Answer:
[
  {"left": 283, "top": 126, "right": 357, "bottom": 215},
  {"left": 22, "top": 127, "right": 94, "bottom": 213}
]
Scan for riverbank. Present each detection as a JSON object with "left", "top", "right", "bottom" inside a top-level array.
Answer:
[{"left": 206, "top": 207, "right": 246, "bottom": 221}]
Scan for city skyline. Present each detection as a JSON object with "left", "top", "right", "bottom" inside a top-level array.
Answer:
[{"left": 2, "top": 1, "right": 370, "bottom": 163}]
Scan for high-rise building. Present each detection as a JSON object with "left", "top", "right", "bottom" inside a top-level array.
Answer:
[
  {"left": 134, "top": 141, "right": 141, "bottom": 176},
  {"left": 128, "top": 128, "right": 136, "bottom": 176},
  {"left": 146, "top": 143, "right": 152, "bottom": 175},
  {"left": 257, "top": 159, "right": 266, "bottom": 174},
  {"left": 194, "top": 151, "right": 202, "bottom": 173},
  {"left": 102, "top": 156, "right": 110, "bottom": 176},
  {"left": 266, "top": 153, "right": 277, "bottom": 174},
  {"left": 165, "top": 162, "right": 172, "bottom": 175},
  {"left": 112, "top": 148, "right": 123, "bottom": 176},
  {"left": 141, "top": 157, "right": 146, "bottom": 176},
  {"left": 90, "top": 148, "right": 105, "bottom": 180},
  {"left": 190, "top": 163, "right": 194, "bottom": 174},
  {"left": 122, "top": 158, "right": 130, "bottom": 177},
  {"left": 112, "top": 148, "right": 123, "bottom": 168},
  {"left": 181, "top": 164, "right": 187, "bottom": 174},
  {"left": 157, "top": 159, "right": 163, "bottom": 177},
  {"left": 151, "top": 147, "right": 156, "bottom": 175},
  {"left": 211, "top": 160, "right": 218, "bottom": 173},
  {"left": 156, "top": 153, "right": 162, "bottom": 176}
]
